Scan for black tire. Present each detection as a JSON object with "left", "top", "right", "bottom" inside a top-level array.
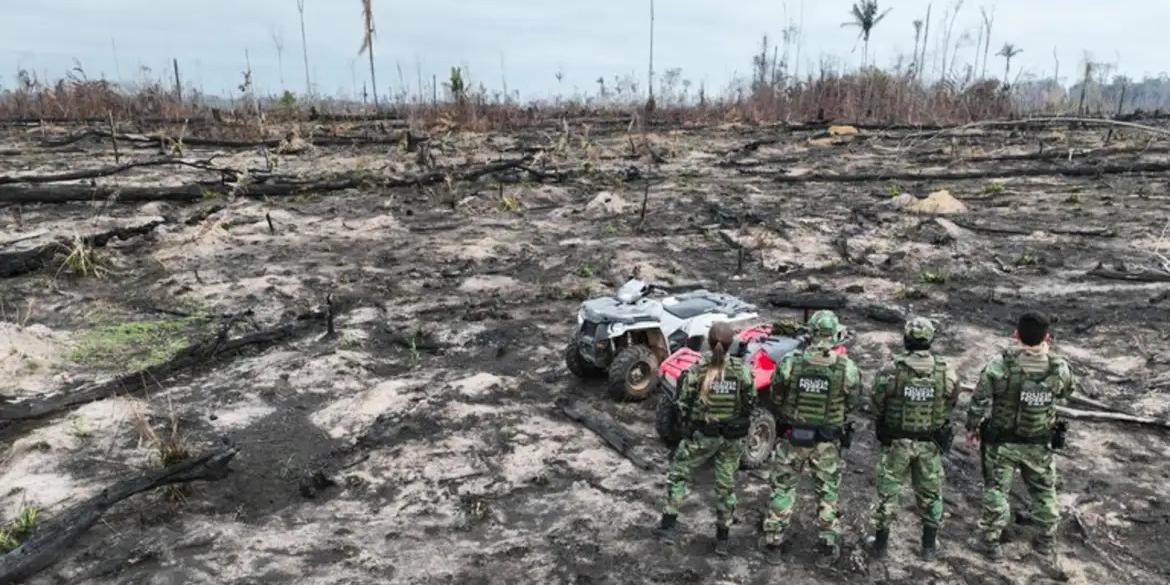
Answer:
[
  {"left": 564, "top": 339, "right": 603, "bottom": 378},
  {"left": 607, "top": 345, "right": 659, "bottom": 401},
  {"left": 655, "top": 389, "right": 684, "bottom": 449},
  {"left": 740, "top": 407, "right": 777, "bottom": 469}
]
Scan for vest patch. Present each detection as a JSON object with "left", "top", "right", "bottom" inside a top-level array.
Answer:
[
  {"left": 710, "top": 380, "right": 737, "bottom": 395},
  {"left": 797, "top": 376, "right": 830, "bottom": 394},
  {"left": 902, "top": 384, "right": 935, "bottom": 402}
]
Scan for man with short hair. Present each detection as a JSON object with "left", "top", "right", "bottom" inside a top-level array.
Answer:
[
  {"left": 966, "top": 312, "right": 1074, "bottom": 569},
  {"left": 868, "top": 317, "right": 959, "bottom": 560},
  {"left": 762, "top": 310, "right": 861, "bottom": 567}
]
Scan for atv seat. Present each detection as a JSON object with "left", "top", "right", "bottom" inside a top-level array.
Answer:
[{"left": 663, "top": 297, "right": 720, "bottom": 319}]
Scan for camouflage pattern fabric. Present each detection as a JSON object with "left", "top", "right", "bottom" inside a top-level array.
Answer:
[
  {"left": 903, "top": 316, "right": 936, "bottom": 342},
  {"left": 664, "top": 433, "right": 745, "bottom": 528},
  {"left": 870, "top": 439, "right": 945, "bottom": 530},
  {"left": 663, "top": 351, "right": 756, "bottom": 528},
  {"left": 968, "top": 345, "right": 1075, "bottom": 544},
  {"left": 763, "top": 440, "right": 843, "bottom": 545},
  {"left": 980, "top": 443, "right": 1059, "bottom": 541},
  {"left": 965, "top": 346, "right": 1075, "bottom": 433},
  {"left": 807, "top": 310, "right": 841, "bottom": 338}
]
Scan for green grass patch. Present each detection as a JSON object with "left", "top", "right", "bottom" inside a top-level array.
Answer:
[
  {"left": 0, "top": 507, "right": 40, "bottom": 553},
  {"left": 919, "top": 270, "right": 949, "bottom": 285},
  {"left": 70, "top": 317, "right": 210, "bottom": 372}
]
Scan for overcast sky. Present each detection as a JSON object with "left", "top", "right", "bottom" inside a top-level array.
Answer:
[{"left": 1, "top": 0, "right": 1167, "bottom": 100}]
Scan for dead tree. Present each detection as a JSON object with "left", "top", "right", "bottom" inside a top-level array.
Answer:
[{"left": 0, "top": 448, "right": 238, "bottom": 584}]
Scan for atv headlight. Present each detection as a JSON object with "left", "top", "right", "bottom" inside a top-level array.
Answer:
[
  {"left": 577, "top": 308, "right": 585, "bottom": 325},
  {"left": 609, "top": 323, "right": 627, "bottom": 336}
]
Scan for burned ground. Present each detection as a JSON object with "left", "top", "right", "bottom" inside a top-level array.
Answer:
[{"left": 1, "top": 118, "right": 1169, "bottom": 585}]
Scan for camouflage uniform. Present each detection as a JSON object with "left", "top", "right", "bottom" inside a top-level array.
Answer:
[
  {"left": 664, "top": 353, "right": 756, "bottom": 529},
  {"left": 869, "top": 318, "right": 959, "bottom": 532},
  {"left": 763, "top": 311, "right": 862, "bottom": 547},
  {"left": 966, "top": 345, "right": 1075, "bottom": 544}
]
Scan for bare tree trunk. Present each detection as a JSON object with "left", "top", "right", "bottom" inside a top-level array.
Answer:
[
  {"left": 297, "top": 0, "right": 311, "bottom": 95},
  {"left": 172, "top": 58, "right": 182, "bottom": 103},
  {"left": 980, "top": 8, "right": 994, "bottom": 79},
  {"left": 1078, "top": 61, "right": 1092, "bottom": 115},
  {"left": 368, "top": 47, "right": 379, "bottom": 110},
  {"left": 647, "top": 0, "right": 656, "bottom": 107},
  {"left": 921, "top": 4, "right": 933, "bottom": 81}
]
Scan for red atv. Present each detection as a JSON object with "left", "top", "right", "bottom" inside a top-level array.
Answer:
[{"left": 655, "top": 324, "right": 847, "bottom": 469}]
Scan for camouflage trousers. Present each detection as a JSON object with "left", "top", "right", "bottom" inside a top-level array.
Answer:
[
  {"left": 664, "top": 432, "right": 745, "bottom": 528},
  {"left": 870, "top": 439, "right": 944, "bottom": 530},
  {"left": 763, "top": 440, "right": 843, "bottom": 545},
  {"left": 980, "top": 443, "right": 1059, "bottom": 542}
]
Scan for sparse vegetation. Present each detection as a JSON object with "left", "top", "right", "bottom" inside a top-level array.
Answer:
[
  {"left": 133, "top": 404, "right": 193, "bottom": 502},
  {"left": 56, "top": 235, "right": 107, "bottom": 279},
  {"left": 983, "top": 181, "right": 1006, "bottom": 194},
  {"left": 886, "top": 183, "right": 902, "bottom": 197},
  {"left": 0, "top": 507, "right": 41, "bottom": 553},
  {"left": 70, "top": 317, "right": 207, "bottom": 372},
  {"left": 920, "top": 270, "right": 948, "bottom": 285},
  {"left": 1014, "top": 252, "right": 1039, "bottom": 266}
]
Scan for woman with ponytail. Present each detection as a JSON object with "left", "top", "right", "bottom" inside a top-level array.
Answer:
[{"left": 657, "top": 321, "right": 757, "bottom": 557}]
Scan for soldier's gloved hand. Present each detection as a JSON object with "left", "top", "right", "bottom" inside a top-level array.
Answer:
[{"left": 966, "top": 432, "right": 980, "bottom": 448}]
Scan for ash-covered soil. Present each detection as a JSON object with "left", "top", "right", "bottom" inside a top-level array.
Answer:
[{"left": 1, "top": 118, "right": 1169, "bottom": 585}]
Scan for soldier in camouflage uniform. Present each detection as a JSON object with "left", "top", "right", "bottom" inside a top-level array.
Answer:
[
  {"left": 658, "top": 321, "right": 757, "bottom": 557},
  {"left": 966, "top": 312, "right": 1074, "bottom": 568},
  {"left": 762, "top": 310, "right": 861, "bottom": 566},
  {"left": 868, "top": 317, "right": 959, "bottom": 560}
]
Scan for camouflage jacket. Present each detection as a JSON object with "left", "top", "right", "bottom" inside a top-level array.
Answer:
[
  {"left": 965, "top": 346, "right": 1075, "bottom": 432},
  {"left": 770, "top": 341, "right": 862, "bottom": 422},
  {"left": 871, "top": 350, "right": 960, "bottom": 417},
  {"left": 676, "top": 354, "right": 757, "bottom": 423}
]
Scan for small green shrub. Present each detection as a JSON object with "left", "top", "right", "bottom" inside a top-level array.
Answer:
[
  {"left": 920, "top": 270, "right": 948, "bottom": 285},
  {"left": 983, "top": 181, "right": 1006, "bottom": 194}
]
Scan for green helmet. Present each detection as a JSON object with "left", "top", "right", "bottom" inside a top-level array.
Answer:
[
  {"left": 807, "top": 310, "right": 841, "bottom": 338},
  {"left": 904, "top": 316, "right": 936, "bottom": 342}
]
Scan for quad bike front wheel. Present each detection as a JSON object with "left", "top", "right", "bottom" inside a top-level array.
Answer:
[
  {"left": 740, "top": 407, "right": 777, "bottom": 469},
  {"left": 607, "top": 345, "right": 659, "bottom": 401},
  {"left": 564, "top": 339, "right": 604, "bottom": 378}
]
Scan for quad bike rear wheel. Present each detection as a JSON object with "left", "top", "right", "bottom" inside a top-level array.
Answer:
[
  {"left": 607, "top": 345, "right": 659, "bottom": 401},
  {"left": 564, "top": 339, "right": 604, "bottom": 378},
  {"left": 655, "top": 389, "right": 684, "bottom": 449},
  {"left": 740, "top": 407, "right": 777, "bottom": 469}
]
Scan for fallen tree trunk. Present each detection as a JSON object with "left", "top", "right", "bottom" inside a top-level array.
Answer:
[
  {"left": 0, "top": 218, "right": 165, "bottom": 278},
  {"left": 558, "top": 398, "right": 654, "bottom": 470},
  {"left": 0, "top": 447, "right": 238, "bottom": 584},
  {"left": 0, "top": 157, "right": 534, "bottom": 204},
  {"left": 774, "top": 160, "right": 1170, "bottom": 184},
  {"left": 1056, "top": 406, "right": 1170, "bottom": 430},
  {"left": 0, "top": 156, "right": 180, "bottom": 185},
  {"left": 0, "top": 311, "right": 324, "bottom": 424},
  {"left": 1086, "top": 263, "right": 1170, "bottom": 283},
  {"left": 949, "top": 219, "right": 1115, "bottom": 238},
  {"left": 42, "top": 128, "right": 412, "bottom": 150}
]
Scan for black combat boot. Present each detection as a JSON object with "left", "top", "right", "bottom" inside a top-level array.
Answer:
[
  {"left": 982, "top": 536, "right": 1003, "bottom": 561},
  {"left": 921, "top": 526, "right": 939, "bottom": 561},
  {"left": 762, "top": 541, "right": 785, "bottom": 566},
  {"left": 871, "top": 528, "right": 890, "bottom": 559},
  {"left": 714, "top": 526, "right": 730, "bottom": 557},
  {"left": 1034, "top": 535, "right": 1067, "bottom": 579},
  {"left": 814, "top": 540, "right": 840, "bottom": 569},
  {"left": 656, "top": 513, "right": 677, "bottom": 544}
]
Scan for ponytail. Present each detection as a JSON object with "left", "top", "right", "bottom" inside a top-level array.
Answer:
[{"left": 698, "top": 322, "right": 735, "bottom": 405}]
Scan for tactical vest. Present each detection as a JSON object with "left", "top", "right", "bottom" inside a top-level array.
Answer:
[
  {"left": 690, "top": 357, "right": 749, "bottom": 423},
  {"left": 881, "top": 356, "right": 949, "bottom": 435},
  {"left": 988, "top": 352, "right": 1063, "bottom": 439},
  {"left": 781, "top": 355, "right": 849, "bottom": 427}
]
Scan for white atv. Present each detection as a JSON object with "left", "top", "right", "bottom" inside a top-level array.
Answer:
[{"left": 564, "top": 279, "right": 759, "bottom": 401}]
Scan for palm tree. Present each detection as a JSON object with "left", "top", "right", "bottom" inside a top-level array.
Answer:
[
  {"left": 997, "top": 43, "right": 1023, "bottom": 85},
  {"left": 842, "top": 1, "right": 893, "bottom": 68},
  {"left": 297, "top": 0, "right": 311, "bottom": 95},
  {"left": 358, "top": 0, "right": 379, "bottom": 110}
]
